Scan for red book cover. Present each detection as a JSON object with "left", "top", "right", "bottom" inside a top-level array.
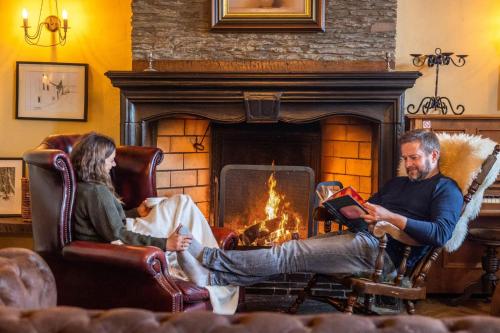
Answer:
[
  {"left": 330, "top": 186, "right": 366, "bottom": 204},
  {"left": 322, "top": 186, "right": 368, "bottom": 221}
]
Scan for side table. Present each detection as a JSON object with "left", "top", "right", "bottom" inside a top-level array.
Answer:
[{"left": 0, "top": 217, "right": 33, "bottom": 249}]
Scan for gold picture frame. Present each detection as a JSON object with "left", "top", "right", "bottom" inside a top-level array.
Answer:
[{"left": 212, "top": 0, "right": 325, "bottom": 31}]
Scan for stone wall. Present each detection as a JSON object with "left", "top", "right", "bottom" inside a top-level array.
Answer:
[{"left": 132, "top": 0, "right": 396, "bottom": 61}]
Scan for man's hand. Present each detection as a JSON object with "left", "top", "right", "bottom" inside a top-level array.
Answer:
[
  {"left": 136, "top": 200, "right": 152, "bottom": 217},
  {"left": 361, "top": 202, "right": 393, "bottom": 223},
  {"left": 166, "top": 233, "right": 193, "bottom": 251},
  {"left": 361, "top": 202, "right": 407, "bottom": 230}
]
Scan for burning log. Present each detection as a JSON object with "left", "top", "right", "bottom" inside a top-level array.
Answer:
[
  {"left": 236, "top": 169, "right": 302, "bottom": 246},
  {"left": 239, "top": 218, "right": 277, "bottom": 245},
  {"left": 239, "top": 217, "right": 298, "bottom": 246}
]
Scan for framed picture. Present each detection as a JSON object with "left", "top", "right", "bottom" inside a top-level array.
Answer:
[
  {"left": 0, "top": 158, "right": 25, "bottom": 217},
  {"left": 16, "top": 61, "right": 88, "bottom": 121},
  {"left": 212, "top": 0, "right": 325, "bottom": 31}
]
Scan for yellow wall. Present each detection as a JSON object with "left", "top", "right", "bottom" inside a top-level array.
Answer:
[
  {"left": 1, "top": 0, "right": 500, "bottom": 159},
  {"left": 396, "top": 0, "right": 500, "bottom": 114},
  {"left": 0, "top": 0, "right": 131, "bottom": 157}
]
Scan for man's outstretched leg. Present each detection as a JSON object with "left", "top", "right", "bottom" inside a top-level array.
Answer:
[
  {"left": 177, "top": 249, "right": 272, "bottom": 287},
  {"left": 179, "top": 229, "right": 395, "bottom": 287},
  {"left": 202, "top": 231, "right": 391, "bottom": 277}
]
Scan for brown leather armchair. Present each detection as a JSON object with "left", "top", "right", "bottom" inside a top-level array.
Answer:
[{"left": 23, "top": 134, "right": 238, "bottom": 312}]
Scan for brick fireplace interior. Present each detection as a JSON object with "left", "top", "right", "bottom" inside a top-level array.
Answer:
[{"left": 155, "top": 116, "right": 378, "bottom": 236}]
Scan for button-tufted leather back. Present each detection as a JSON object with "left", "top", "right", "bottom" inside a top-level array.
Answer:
[
  {"left": 0, "top": 309, "right": 499, "bottom": 332},
  {"left": 113, "top": 145, "right": 164, "bottom": 210},
  {"left": 40, "top": 134, "right": 83, "bottom": 154},
  {"left": 0, "top": 248, "right": 56, "bottom": 309}
]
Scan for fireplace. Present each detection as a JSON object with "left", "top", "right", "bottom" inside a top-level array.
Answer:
[
  {"left": 105, "top": 70, "right": 420, "bottom": 227},
  {"left": 219, "top": 164, "right": 315, "bottom": 245}
]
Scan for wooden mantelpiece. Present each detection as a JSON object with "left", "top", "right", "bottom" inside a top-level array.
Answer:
[
  {"left": 131, "top": 60, "right": 389, "bottom": 73},
  {"left": 105, "top": 71, "right": 420, "bottom": 186}
]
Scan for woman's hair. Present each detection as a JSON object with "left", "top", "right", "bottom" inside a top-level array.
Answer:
[{"left": 70, "top": 132, "right": 116, "bottom": 193}]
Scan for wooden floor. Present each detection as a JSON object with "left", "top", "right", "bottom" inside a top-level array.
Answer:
[
  {"left": 415, "top": 296, "right": 491, "bottom": 318},
  {"left": 238, "top": 294, "right": 493, "bottom": 317}
]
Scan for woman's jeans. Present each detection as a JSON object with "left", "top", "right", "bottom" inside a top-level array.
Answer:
[{"left": 202, "top": 230, "right": 396, "bottom": 286}]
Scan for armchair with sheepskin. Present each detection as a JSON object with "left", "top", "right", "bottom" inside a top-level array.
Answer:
[{"left": 289, "top": 133, "right": 500, "bottom": 315}]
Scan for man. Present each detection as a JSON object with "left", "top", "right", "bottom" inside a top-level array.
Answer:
[{"left": 177, "top": 129, "right": 464, "bottom": 287}]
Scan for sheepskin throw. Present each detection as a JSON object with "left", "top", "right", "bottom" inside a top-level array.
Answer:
[{"left": 398, "top": 133, "right": 500, "bottom": 252}]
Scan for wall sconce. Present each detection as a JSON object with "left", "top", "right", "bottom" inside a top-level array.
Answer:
[
  {"left": 407, "top": 48, "right": 468, "bottom": 115},
  {"left": 21, "top": 0, "right": 69, "bottom": 47}
]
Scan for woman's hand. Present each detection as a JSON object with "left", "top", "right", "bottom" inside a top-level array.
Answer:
[
  {"left": 166, "top": 233, "right": 193, "bottom": 251},
  {"left": 136, "top": 200, "right": 152, "bottom": 217}
]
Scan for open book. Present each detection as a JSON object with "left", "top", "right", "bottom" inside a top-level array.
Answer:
[{"left": 318, "top": 186, "right": 369, "bottom": 232}]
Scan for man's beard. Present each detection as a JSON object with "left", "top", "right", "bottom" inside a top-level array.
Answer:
[{"left": 407, "top": 159, "right": 432, "bottom": 182}]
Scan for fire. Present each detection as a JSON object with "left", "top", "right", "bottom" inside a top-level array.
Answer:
[
  {"left": 264, "top": 172, "right": 279, "bottom": 220},
  {"left": 238, "top": 171, "right": 302, "bottom": 246}
]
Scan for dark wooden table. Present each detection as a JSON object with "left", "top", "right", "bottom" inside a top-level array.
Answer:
[
  {"left": 0, "top": 217, "right": 32, "bottom": 233},
  {"left": 0, "top": 217, "right": 33, "bottom": 249}
]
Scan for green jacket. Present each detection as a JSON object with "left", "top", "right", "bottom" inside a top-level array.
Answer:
[{"left": 73, "top": 182, "right": 166, "bottom": 250}]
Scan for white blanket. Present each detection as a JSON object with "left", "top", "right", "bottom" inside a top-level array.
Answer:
[{"left": 122, "top": 194, "right": 239, "bottom": 314}]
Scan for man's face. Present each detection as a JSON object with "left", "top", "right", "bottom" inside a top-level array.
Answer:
[{"left": 401, "top": 141, "right": 438, "bottom": 181}]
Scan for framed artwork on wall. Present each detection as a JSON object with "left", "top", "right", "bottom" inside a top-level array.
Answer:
[
  {"left": 16, "top": 61, "right": 88, "bottom": 121},
  {"left": 0, "top": 158, "right": 25, "bottom": 217},
  {"left": 211, "top": 0, "right": 325, "bottom": 31}
]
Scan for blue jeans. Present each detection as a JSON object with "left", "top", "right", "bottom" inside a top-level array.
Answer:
[{"left": 202, "top": 230, "right": 396, "bottom": 286}]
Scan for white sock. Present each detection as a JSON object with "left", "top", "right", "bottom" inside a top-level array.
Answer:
[
  {"left": 177, "top": 250, "right": 210, "bottom": 287},
  {"left": 177, "top": 225, "right": 205, "bottom": 261}
]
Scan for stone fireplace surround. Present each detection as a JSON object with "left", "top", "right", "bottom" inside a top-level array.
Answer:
[{"left": 105, "top": 69, "right": 420, "bottom": 297}]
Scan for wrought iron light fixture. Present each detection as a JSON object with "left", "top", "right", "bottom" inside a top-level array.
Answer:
[
  {"left": 407, "top": 48, "right": 468, "bottom": 115},
  {"left": 21, "top": 0, "right": 69, "bottom": 47}
]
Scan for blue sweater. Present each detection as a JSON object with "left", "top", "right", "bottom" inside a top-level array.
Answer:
[{"left": 369, "top": 173, "right": 463, "bottom": 269}]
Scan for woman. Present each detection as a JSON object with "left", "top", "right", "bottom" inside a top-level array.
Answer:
[
  {"left": 70, "top": 132, "right": 191, "bottom": 251},
  {"left": 70, "top": 132, "right": 239, "bottom": 314}
]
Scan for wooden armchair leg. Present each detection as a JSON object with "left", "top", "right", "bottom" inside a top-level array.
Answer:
[
  {"left": 364, "top": 294, "right": 374, "bottom": 313},
  {"left": 288, "top": 274, "right": 319, "bottom": 314},
  {"left": 405, "top": 300, "right": 416, "bottom": 315},
  {"left": 345, "top": 292, "right": 357, "bottom": 314}
]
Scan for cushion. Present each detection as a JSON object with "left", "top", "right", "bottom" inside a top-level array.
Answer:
[
  {"left": 0, "top": 248, "right": 56, "bottom": 309},
  {"left": 173, "top": 279, "right": 210, "bottom": 303}
]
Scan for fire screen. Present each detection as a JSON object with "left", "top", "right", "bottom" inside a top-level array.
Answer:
[{"left": 218, "top": 164, "right": 315, "bottom": 246}]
